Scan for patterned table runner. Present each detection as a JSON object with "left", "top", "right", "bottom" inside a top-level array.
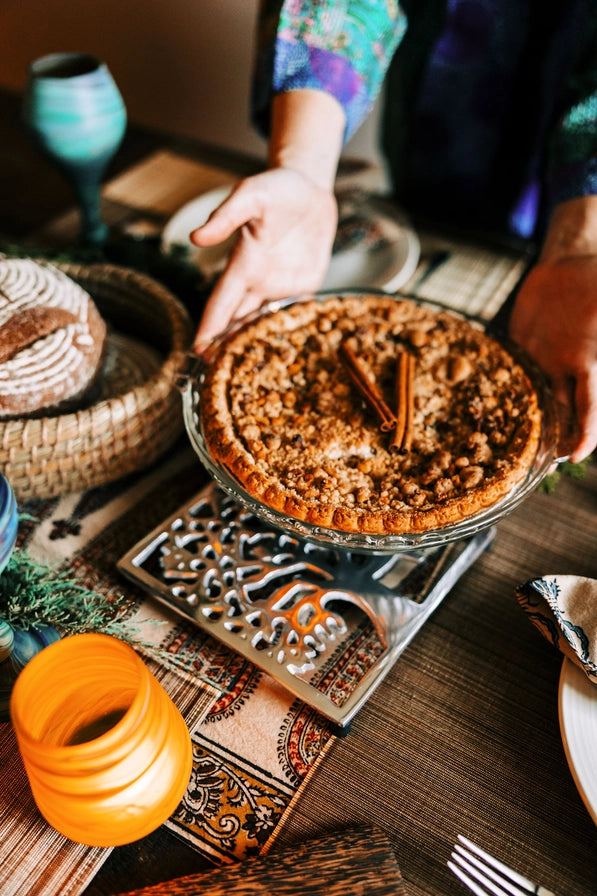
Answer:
[{"left": 1, "top": 445, "right": 336, "bottom": 895}]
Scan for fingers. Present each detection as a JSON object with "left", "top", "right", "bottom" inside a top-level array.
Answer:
[
  {"left": 193, "top": 278, "right": 245, "bottom": 353},
  {"left": 569, "top": 366, "right": 597, "bottom": 462},
  {"left": 550, "top": 376, "right": 579, "bottom": 461},
  {"left": 190, "top": 182, "right": 257, "bottom": 248},
  {"left": 189, "top": 185, "right": 266, "bottom": 351},
  {"left": 190, "top": 168, "right": 337, "bottom": 353},
  {"left": 192, "top": 236, "right": 266, "bottom": 352},
  {"left": 549, "top": 366, "right": 597, "bottom": 463}
]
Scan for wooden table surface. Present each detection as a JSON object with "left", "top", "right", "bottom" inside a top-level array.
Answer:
[
  {"left": 1, "top": 88, "right": 595, "bottom": 896},
  {"left": 84, "top": 461, "right": 595, "bottom": 896}
]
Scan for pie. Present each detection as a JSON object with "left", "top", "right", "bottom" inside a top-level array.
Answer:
[{"left": 199, "top": 294, "right": 542, "bottom": 536}]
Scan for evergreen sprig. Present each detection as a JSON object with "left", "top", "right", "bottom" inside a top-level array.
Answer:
[
  {"left": 1, "top": 549, "right": 132, "bottom": 634},
  {"left": 0, "top": 548, "right": 206, "bottom": 677}
]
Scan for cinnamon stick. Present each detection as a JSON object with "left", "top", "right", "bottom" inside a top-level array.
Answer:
[
  {"left": 390, "top": 350, "right": 415, "bottom": 453},
  {"left": 339, "top": 340, "right": 396, "bottom": 432}
]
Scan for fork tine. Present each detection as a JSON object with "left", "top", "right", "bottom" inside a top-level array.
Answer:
[
  {"left": 450, "top": 847, "right": 530, "bottom": 896},
  {"left": 448, "top": 857, "right": 506, "bottom": 896},
  {"left": 456, "top": 835, "right": 539, "bottom": 894}
]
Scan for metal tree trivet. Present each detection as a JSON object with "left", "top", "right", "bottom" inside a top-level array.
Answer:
[{"left": 119, "top": 483, "right": 493, "bottom": 726}]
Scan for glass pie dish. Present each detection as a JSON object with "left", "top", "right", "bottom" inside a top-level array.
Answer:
[{"left": 180, "top": 292, "right": 560, "bottom": 554}]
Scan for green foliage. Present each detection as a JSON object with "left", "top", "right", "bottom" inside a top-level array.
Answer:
[
  {"left": 539, "top": 456, "right": 592, "bottom": 493},
  {"left": 0, "top": 549, "right": 204, "bottom": 676},
  {"left": 0, "top": 548, "right": 134, "bottom": 635}
]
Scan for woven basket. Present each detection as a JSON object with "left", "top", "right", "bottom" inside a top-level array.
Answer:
[{"left": 1, "top": 261, "right": 194, "bottom": 502}]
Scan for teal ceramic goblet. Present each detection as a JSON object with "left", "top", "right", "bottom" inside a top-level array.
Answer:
[{"left": 23, "top": 52, "right": 127, "bottom": 247}]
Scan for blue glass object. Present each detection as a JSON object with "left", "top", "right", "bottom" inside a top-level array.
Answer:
[
  {"left": 0, "top": 474, "right": 17, "bottom": 576},
  {"left": 1, "top": 623, "right": 61, "bottom": 722},
  {"left": 0, "top": 475, "right": 18, "bottom": 720},
  {"left": 23, "top": 52, "right": 127, "bottom": 246},
  {"left": 0, "top": 475, "right": 61, "bottom": 720}
]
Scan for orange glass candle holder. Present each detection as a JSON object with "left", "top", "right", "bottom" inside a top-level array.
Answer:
[{"left": 10, "top": 632, "right": 193, "bottom": 847}]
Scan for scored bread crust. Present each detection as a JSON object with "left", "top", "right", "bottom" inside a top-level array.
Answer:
[
  {"left": 0, "top": 257, "right": 107, "bottom": 418},
  {"left": 200, "top": 295, "right": 543, "bottom": 536}
]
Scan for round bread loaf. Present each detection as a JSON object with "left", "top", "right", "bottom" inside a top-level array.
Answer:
[{"left": 0, "top": 257, "right": 107, "bottom": 418}]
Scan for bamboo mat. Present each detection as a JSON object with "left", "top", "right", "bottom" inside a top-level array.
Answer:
[
  {"left": 103, "top": 151, "right": 238, "bottom": 218},
  {"left": 272, "top": 463, "right": 597, "bottom": 896},
  {"left": 401, "top": 230, "right": 530, "bottom": 320}
]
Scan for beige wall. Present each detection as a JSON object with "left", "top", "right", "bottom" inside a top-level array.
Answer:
[{"left": 0, "top": 0, "right": 383, "bottom": 167}]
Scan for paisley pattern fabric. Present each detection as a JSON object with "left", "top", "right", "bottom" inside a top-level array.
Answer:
[
  {"left": 516, "top": 575, "right": 597, "bottom": 684},
  {"left": 254, "top": 0, "right": 597, "bottom": 239}
]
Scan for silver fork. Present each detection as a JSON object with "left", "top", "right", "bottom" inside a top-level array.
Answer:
[{"left": 448, "top": 835, "right": 556, "bottom": 896}]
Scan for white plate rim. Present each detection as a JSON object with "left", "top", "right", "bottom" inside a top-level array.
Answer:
[
  {"left": 324, "top": 194, "right": 420, "bottom": 291},
  {"left": 558, "top": 657, "right": 597, "bottom": 825},
  {"left": 161, "top": 185, "right": 235, "bottom": 278}
]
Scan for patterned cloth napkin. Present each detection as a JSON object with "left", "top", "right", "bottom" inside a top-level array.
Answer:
[{"left": 516, "top": 575, "right": 597, "bottom": 683}]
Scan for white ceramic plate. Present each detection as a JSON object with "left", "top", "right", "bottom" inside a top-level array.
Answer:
[
  {"left": 161, "top": 186, "right": 420, "bottom": 292},
  {"left": 325, "top": 192, "right": 420, "bottom": 291},
  {"left": 161, "top": 185, "right": 236, "bottom": 280},
  {"left": 559, "top": 658, "right": 597, "bottom": 824}
]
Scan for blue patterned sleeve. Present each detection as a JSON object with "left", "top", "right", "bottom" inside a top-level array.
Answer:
[{"left": 253, "top": 0, "right": 407, "bottom": 143}]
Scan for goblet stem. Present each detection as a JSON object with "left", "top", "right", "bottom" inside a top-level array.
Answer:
[{"left": 70, "top": 169, "right": 109, "bottom": 247}]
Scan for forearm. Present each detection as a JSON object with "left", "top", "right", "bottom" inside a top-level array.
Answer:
[
  {"left": 510, "top": 194, "right": 597, "bottom": 462},
  {"left": 540, "top": 195, "right": 597, "bottom": 261},
  {"left": 268, "top": 89, "right": 346, "bottom": 191}
]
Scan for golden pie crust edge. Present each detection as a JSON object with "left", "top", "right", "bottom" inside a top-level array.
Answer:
[{"left": 199, "top": 295, "right": 543, "bottom": 536}]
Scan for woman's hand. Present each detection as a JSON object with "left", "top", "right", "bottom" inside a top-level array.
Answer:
[
  {"left": 509, "top": 197, "right": 597, "bottom": 462},
  {"left": 190, "top": 167, "right": 338, "bottom": 350},
  {"left": 191, "top": 89, "right": 346, "bottom": 352}
]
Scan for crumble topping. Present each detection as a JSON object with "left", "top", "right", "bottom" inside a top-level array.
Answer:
[{"left": 200, "top": 295, "right": 542, "bottom": 535}]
